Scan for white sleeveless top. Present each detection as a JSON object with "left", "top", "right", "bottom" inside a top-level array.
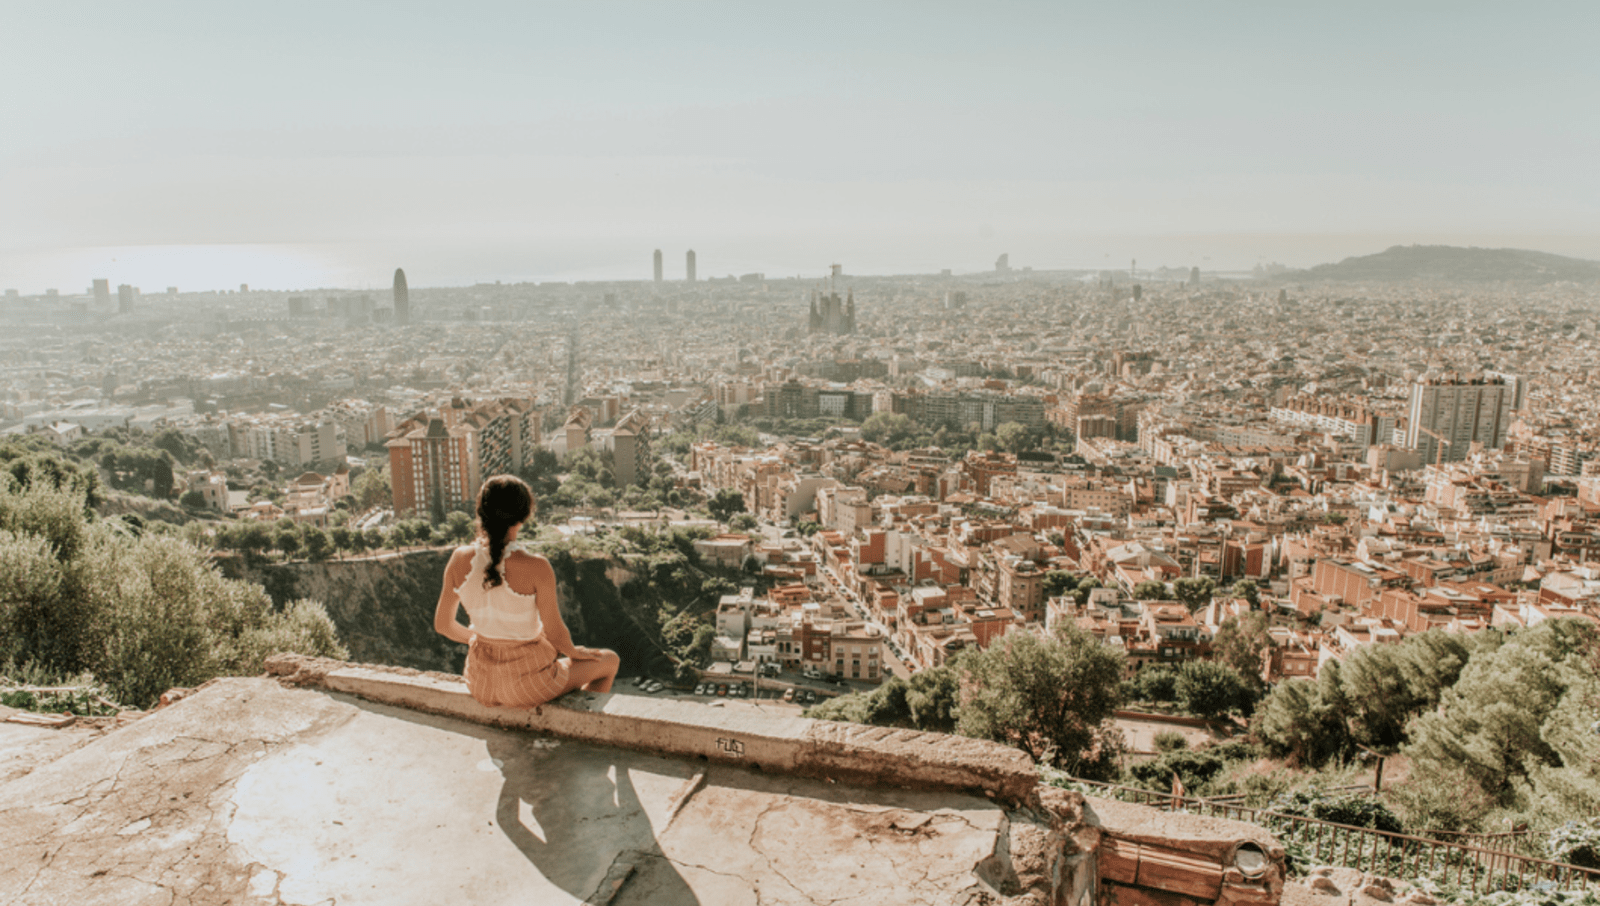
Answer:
[{"left": 454, "top": 542, "right": 544, "bottom": 641}]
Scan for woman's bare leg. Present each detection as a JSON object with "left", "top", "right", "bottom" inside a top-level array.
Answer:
[{"left": 563, "top": 649, "right": 619, "bottom": 694}]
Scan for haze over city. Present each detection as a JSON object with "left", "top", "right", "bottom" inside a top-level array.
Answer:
[{"left": 4, "top": 1, "right": 1598, "bottom": 291}]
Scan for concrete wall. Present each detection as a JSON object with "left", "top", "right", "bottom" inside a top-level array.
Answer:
[{"left": 264, "top": 653, "right": 1287, "bottom": 906}]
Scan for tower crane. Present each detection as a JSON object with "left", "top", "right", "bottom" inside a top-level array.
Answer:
[{"left": 1417, "top": 426, "right": 1452, "bottom": 466}]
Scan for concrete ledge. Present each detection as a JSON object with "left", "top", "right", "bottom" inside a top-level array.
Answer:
[
  {"left": 265, "top": 654, "right": 1038, "bottom": 805},
  {"left": 1089, "top": 797, "right": 1287, "bottom": 906}
]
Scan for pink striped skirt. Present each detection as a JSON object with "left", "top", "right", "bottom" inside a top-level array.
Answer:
[{"left": 464, "top": 634, "right": 571, "bottom": 708}]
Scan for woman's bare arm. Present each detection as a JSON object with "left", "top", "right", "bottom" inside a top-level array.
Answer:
[{"left": 433, "top": 547, "right": 475, "bottom": 645}]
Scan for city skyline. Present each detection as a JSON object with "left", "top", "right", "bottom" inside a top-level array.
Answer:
[{"left": 3, "top": 2, "right": 1597, "bottom": 291}]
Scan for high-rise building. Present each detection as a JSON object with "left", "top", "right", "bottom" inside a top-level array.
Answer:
[
  {"left": 1484, "top": 370, "right": 1527, "bottom": 412},
  {"left": 93, "top": 279, "right": 110, "bottom": 309},
  {"left": 686, "top": 250, "right": 696, "bottom": 282},
  {"left": 609, "top": 409, "right": 650, "bottom": 486},
  {"left": 117, "top": 284, "right": 135, "bottom": 313},
  {"left": 387, "top": 417, "right": 477, "bottom": 521},
  {"left": 393, "top": 268, "right": 409, "bottom": 325},
  {"left": 1405, "top": 375, "right": 1513, "bottom": 464},
  {"left": 653, "top": 249, "right": 663, "bottom": 284},
  {"left": 1188, "top": 267, "right": 1200, "bottom": 287}
]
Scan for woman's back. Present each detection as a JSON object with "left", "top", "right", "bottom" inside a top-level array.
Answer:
[{"left": 455, "top": 543, "right": 544, "bottom": 641}]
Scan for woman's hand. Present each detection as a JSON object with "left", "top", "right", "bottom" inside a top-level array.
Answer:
[{"left": 569, "top": 646, "right": 604, "bottom": 661}]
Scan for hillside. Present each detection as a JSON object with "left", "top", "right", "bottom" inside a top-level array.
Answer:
[
  {"left": 1292, "top": 244, "right": 1600, "bottom": 283},
  {"left": 221, "top": 545, "right": 705, "bottom": 679}
]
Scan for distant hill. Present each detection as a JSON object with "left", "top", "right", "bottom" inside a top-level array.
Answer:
[{"left": 1291, "top": 245, "right": 1600, "bottom": 283}]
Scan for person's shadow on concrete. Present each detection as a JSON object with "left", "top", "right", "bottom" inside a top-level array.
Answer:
[{"left": 484, "top": 732, "right": 700, "bottom": 905}]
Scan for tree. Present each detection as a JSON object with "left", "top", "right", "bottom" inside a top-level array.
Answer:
[
  {"left": 1231, "top": 579, "right": 1260, "bottom": 607},
  {"left": 1254, "top": 668, "right": 1352, "bottom": 767},
  {"left": 301, "top": 527, "right": 334, "bottom": 562},
  {"left": 1211, "top": 613, "right": 1272, "bottom": 692},
  {"left": 150, "top": 429, "right": 195, "bottom": 465},
  {"left": 1174, "top": 660, "right": 1251, "bottom": 721},
  {"left": 274, "top": 525, "right": 301, "bottom": 559},
  {"left": 728, "top": 513, "right": 758, "bottom": 532},
  {"left": 442, "top": 510, "right": 476, "bottom": 545},
  {"left": 956, "top": 623, "right": 1125, "bottom": 771},
  {"left": 1132, "top": 579, "right": 1170, "bottom": 600},
  {"left": 1132, "top": 664, "right": 1178, "bottom": 703},
  {"left": 805, "top": 665, "right": 957, "bottom": 734},
  {"left": 180, "top": 489, "right": 207, "bottom": 509},
  {"left": 906, "top": 665, "right": 959, "bottom": 733},
  {"left": 517, "top": 448, "right": 562, "bottom": 497},
  {"left": 352, "top": 467, "right": 391, "bottom": 511},
  {"left": 1071, "top": 577, "right": 1102, "bottom": 607},
  {"left": 0, "top": 445, "right": 102, "bottom": 507},
  {"left": 994, "top": 421, "right": 1031, "bottom": 454},
  {"left": 1042, "top": 570, "right": 1079, "bottom": 600},
  {"left": 1172, "top": 576, "right": 1216, "bottom": 613},
  {"left": 1405, "top": 619, "right": 1596, "bottom": 810},
  {"left": 860, "top": 412, "right": 919, "bottom": 447},
  {"left": 707, "top": 488, "right": 745, "bottom": 523}
]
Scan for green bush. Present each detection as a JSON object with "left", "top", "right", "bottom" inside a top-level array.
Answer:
[
  {"left": 1128, "top": 740, "right": 1257, "bottom": 795},
  {"left": 1268, "top": 788, "right": 1403, "bottom": 833},
  {"left": 1153, "top": 730, "right": 1188, "bottom": 753},
  {"left": 0, "top": 480, "right": 346, "bottom": 707},
  {"left": 1549, "top": 818, "right": 1600, "bottom": 870}
]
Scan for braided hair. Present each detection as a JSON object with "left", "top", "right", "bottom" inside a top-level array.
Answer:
[{"left": 475, "top": 474, "right": 535, "bottom": 588}]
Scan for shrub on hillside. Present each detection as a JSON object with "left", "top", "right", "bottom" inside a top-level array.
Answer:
[
  {"left": 1153, "top": 730, "right": 1188, "bottom": 753},
  {"left": 0, "top": 481, "right": 346, "bottom": 706},
  {"left": 1268, "top": 788, "right": 1403, "bottom": 834},
  {"left": 1128, "top": 740, "right": 1257, "bottom": 796}
]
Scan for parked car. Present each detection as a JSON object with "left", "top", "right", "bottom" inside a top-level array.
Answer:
[
  {"left": 782, "top": 688, "right": 795, "bottom": 703},
  {"left": 801, "top": 690, "right": 816, "bottom": 704},
  {"left": 694, "top": 683, "right": 708, "bottom": 696},
  {"left": 632, "top": 675, "right": 647, "bottom": 687},
  {"left": 716, "top": 684, "right": 728, "bottom": 696},
  {"left": 645, "top": 681, "right": 664, "bottom": 694}
]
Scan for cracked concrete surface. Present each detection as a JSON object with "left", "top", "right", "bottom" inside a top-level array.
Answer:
[{"left": 0, "top": 678, "right": 1047, "bottom": 905}]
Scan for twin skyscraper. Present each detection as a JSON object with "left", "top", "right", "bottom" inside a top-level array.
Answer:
[{"left": 652, "top": 249, "right": 696, "bottom": 283}]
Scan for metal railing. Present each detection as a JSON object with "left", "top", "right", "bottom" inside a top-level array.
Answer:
[{"left": 1065, "top": 778, "right": 1600, "bottom": 897}]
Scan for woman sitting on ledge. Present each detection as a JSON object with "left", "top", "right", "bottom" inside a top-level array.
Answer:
[{"left": 434, "top": 475, "right": 619, "bottom": 706}]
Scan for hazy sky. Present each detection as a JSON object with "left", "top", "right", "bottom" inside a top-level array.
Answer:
[{"left": 3, "top": 1, "right": 1597, "bottom": 291}]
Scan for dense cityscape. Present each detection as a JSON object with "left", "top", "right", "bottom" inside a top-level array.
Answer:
[{"left": 6, "top": 247, "right": 1600, "bottom": 687}]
